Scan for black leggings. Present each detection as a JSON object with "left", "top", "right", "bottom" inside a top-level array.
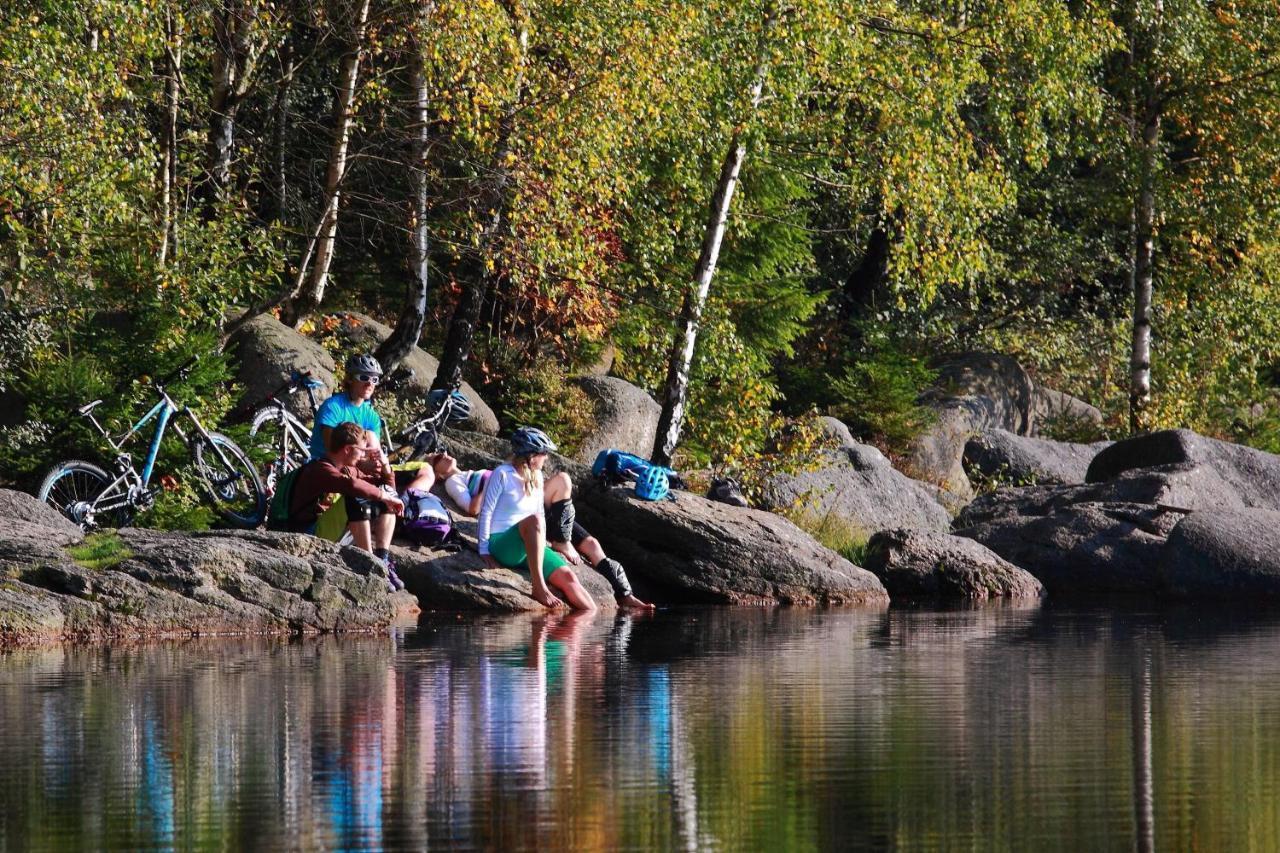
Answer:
[{"left": 546, "top": 498, "right": 632, "bottom": 598}]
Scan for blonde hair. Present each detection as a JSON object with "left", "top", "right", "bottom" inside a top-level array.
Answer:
[{"left": 511, "top": 454, "right": 543, "bottom": 497}]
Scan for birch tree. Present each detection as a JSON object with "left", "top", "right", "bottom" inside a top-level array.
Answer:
[
  {"left": 376, "top": 2, "right": 435, "bottom": 373},
  {"left": 279, "top": 0, "right": 371, "bottom": 327}
]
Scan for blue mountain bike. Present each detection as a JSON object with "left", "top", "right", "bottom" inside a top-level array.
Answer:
[{"left": 37, "top": 357, "right": 266, "bottom": 530}]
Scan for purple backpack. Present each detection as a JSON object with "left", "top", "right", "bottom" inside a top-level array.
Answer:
[{"left": 400, "top": 488, "right": 457, "bottom": 547}]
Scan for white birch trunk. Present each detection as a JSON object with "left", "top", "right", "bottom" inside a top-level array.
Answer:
[
  {"left": 1129, "top": 0, "right": 1161, "bottom": 434},
  {"left": 651, "top": 11, "right": 775, "bottom": 467},
  {"left": 378, "top": 5, "right": 435, "bottom": 373},
  {"left": 283, "top": 0, "right": 371, "bottom": 326}
]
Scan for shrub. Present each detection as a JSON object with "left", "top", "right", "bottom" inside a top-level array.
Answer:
[{"left": 829, "top": 341, "right": 938, "bottom": 455}]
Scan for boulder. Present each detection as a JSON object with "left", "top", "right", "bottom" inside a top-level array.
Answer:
[
  {"left": 761, "top": 417, "right": 951, "bottom": 534},
  {"left": 0, "top": 490, "right": 85, "bottom": 545},
  {"left": 1159, "top": 509, "right": 1280, "bottom": 599},
  {"left": 391, "top": 516, "right": 617, "bottom": 611},
  {"left": 863, "top": 528, "right": 1044, "bottom": 600},
  {"left": 328, "top": 312, "right": 499, "bottom": 435},
  {"left": 445, "top": 431, "right": 889, "bottom": 606},
  {"left": 0, "top": 515, "right": 419, "bottom": 645},
  {"left": 955, "top": 500, "right": 1179, "bottom": 596},
  {"left": 571, "top": 375, "right": 661, "bottom": 464},
  {"left": 964, "top": 429, "right": 1111, "bottom": 486},
  {"left": 907, "top": 352, "right": 1037, "bottom": 499},
  {"left": 1087, "top": 430, "right": 1280, "bottom": 509},
  {"left": 574, "top": 481, "right": 888, "bottom": 606},
  {"left": 226, "top": 313, "right": 337, "bottom": 422},
  {"left": 1032, "top": 387, "right": 1104, "bottom": 436}
]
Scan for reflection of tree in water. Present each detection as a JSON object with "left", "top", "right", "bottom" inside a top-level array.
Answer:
[{"left": 9, "top": 607, "right": 1280, "bottom": 848}]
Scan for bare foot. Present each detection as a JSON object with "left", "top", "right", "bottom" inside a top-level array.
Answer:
[{"left": 618, "top": 594, "right": 655, "bottom": 611}]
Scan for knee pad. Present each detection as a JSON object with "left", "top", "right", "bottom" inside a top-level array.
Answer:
[{"left": 546, "top": 498, "right": 576, "bottom": 543}]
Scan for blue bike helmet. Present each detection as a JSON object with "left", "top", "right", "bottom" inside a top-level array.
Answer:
[
  {"left": 511, "top": 426, "right": 557, "bottom": 456},
  {"left": 427, "top": 388, "right": 472, "bottom": 424},
  {"left": 635, "top": 466, "right": 670, "bottom": 501}
]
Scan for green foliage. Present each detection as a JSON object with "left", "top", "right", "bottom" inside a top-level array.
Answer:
[
  {"left": 829, "top": 342, "right": 938, "bottom": 456},
  {"left": 135, "top": 473, "right": 215, "bottom": 532},
  {"left": 475, "top": 349, "right": 596, "bottom": 458},
  {"left": 66, "top": 532, "right": 134, "bottom": 572}
]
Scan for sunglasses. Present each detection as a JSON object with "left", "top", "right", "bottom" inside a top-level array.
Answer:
[{"left": 355, "top": 373, "right": 380, "bottom": 385}]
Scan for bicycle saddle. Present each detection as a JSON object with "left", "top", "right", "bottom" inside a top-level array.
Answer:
[{"left": 78, "top": 400, "right": 104, "bottom": 416}]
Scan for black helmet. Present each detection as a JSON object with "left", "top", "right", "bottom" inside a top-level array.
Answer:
[
  {"left": 511, "top": 426, "right": 557, "bottom": 456},
  {"left": 345, "top": 353, "right": 382, "bottom": 379},
  {"left": 428, "top": 388, "right": 473, "bottom": 424}
]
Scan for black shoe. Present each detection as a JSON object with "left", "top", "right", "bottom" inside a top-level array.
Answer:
[{"left": 707, "top": 477, "right": 749, "bottom": 508}]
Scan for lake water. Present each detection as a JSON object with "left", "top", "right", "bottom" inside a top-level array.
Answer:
[{"left": 3, "top": 604, "right": 1280, "bottom": 850}]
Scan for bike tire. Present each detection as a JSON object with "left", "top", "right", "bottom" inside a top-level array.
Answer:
[
  {"left": 192, "top": 432, "right": 266, "bottom": 528},
  {"left": 249, "top": 406, "right": 310, "bottom": 496},
  {"left": 36, "top": 460, "right": 134, "bottom": 531}
]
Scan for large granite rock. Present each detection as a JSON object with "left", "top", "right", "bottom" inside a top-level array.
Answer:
[
  {"left": 571, "top": 375, "right": 661, "bottom": 464},
  {"left": 1159, "top": 509, "right": 1280, "bottom": 599},
  {"left": 955, "top": 499, "right": 1180, "bottom": 596},
  {"left": 0, "top": 491, "right": 418, "bottom": 645},
  {"left": 964, "top": 429, "right": 1111, "bottom": 486},
  {"left": 226, "top": 313, "right": 337, "bottom": 421},
  {"left": 1032, "top": 386, "right": 1104, "bottom": 434},
  {"left": 863, "top": 527, "right": 1044, "bottom": 600},
  {"left": 907, "top": 352, "right": 1037, "bottom": 499},
  {"left": 328, "top": 311, "right": 499, "bottom": 435},
  {"left": 1087, "top": 429, "right": 1280, "bottom": 509},
  {"left": 761, "top": 417, "right": 950, "bottom": 534},
  {"left": 391, "top": 516, "right": 617, "bottom": 611},
  {"left": 447, "top": 432, "right": 889, "bottom": 606}
]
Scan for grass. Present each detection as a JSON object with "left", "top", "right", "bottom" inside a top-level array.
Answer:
[
  {"left": 783, "top": 508, "right": 872, "bottom": 567},
  {"left": 66, "top": 532, "right": 134, "bottom": 571}
]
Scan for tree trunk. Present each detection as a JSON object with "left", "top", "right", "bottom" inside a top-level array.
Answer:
[
  {"left": 280, "top": 0, "right": 371, "bottom": 327},
  {"left": 433, "top": 1, "right": 527, "bottom": 392},
  {"left": 268, "top": 22, "right": 295, "bottom": 222},
  {"left": 205, "top": 1, "right": 265, "bottom": 216},
  {"left": 158, "top": 7, "right": 182, "bottom": 266},
  {"left": 651, "top": 10, "right": 775, "bottom": 468},
  {"left": 1129, "top": 0, "right": 1161, "bottom": 435},
  {"left": 376, "top": 5, "right": 434, "bottom": 374}
]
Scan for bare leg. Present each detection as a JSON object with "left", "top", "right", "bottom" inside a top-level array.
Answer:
[
  {"left": 578, "top": 535, "right": 653, "bottom": 610},
  {"left": 402, "top": 466, "right": 435, "bottom": 493},
  {"left": 548, "top": 567, "right": 596, "bottom": 611},
  {"left": 372, "top": 511, "right": 396, "bottom": 551},
  {"left": 544, "top": 471, "right": 573, "bottom": 503},
  {"left": 518, "top": 514, "right": 561, "bottom": 607},
  {"left": 348, "top": 520, "right": 372, "bottom": 552}
]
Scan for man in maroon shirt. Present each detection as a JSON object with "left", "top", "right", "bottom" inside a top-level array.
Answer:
[{"left": 287, "top": 421, "right": 406, "bottom": 588}]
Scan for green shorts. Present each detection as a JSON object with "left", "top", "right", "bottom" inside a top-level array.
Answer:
[{"left": 488, "top": 523, "right": 568, "bottom": 582}]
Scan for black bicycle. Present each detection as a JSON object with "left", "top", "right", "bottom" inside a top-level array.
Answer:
[
  {"left": 246, "top": 369, "right": 327, "bottom": 495},
  {"left": 38, "top": 358, "right": 266, "bottom": 530},
  {"left": 394, "top": 383, "right": 471, "bottom": 460}
]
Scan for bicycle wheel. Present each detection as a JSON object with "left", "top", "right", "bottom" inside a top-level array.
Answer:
[
  {"left": 37, "top": 460, "right": 134, "bottom": 531},
  {"left": 192, "top": 432, "right": 266, "bottom": 528},
  {"left": 249, "top": 406, "right": 309, "bottom": 496}
]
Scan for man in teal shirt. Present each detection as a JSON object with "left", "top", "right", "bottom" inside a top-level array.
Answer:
[{"left": 310, "top": 353, "right": 384, "bottom": 461}]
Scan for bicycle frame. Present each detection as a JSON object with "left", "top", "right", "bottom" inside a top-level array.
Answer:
[{"left": 85, "top": 387, "right": 234, "bottom": 495}]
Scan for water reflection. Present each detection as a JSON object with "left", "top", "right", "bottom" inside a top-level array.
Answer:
[{"left": 5, "top": 605, "right": 1280, "bottom": 849}]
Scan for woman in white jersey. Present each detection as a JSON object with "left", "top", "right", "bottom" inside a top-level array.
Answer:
[{"left": 476, "top": 427, "right": 596, "bottom": 611}]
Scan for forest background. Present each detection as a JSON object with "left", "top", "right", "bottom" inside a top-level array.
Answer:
[{"left": 5, "top": 0, "right": 1280, "bottom": 517}]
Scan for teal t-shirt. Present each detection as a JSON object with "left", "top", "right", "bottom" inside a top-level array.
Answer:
[{"left": 309, "top": 393, "right": 383, "bottom": 459}]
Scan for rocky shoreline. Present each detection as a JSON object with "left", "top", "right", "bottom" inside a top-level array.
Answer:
[{"left": 5, "top": 316, "right": 1278, "bottom": 646}]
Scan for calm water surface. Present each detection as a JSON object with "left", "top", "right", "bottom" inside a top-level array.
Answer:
[{"left": 3, "top": 604, "right": 1280, "bottom": 850}]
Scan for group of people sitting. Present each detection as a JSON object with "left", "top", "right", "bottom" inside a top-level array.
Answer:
[{"left": 277, "top": 352, "right": 653, "bottom": 612}]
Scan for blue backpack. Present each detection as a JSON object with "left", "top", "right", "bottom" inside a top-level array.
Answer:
[{"left": 591, "top": 449, "right": 678, "bottom": 501}]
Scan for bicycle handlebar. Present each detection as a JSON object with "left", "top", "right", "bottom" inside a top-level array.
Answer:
[{"left": 156, "top": 355, "right": 198, "bottom": 389}]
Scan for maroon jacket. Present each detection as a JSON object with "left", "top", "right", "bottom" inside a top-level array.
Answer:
[{"left": 289, "top": 458, "right": 387, "bottom": 524}]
